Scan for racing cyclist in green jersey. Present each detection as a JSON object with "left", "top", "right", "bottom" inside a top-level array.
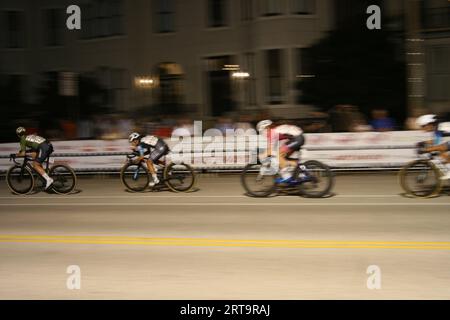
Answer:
[{"left": 11, "top": 127, "right": 54, "bottom": 189}]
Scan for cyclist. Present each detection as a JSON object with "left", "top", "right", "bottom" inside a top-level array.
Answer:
[
  {"left": 257, "top": 120, "right": 305, "bottom": 183},
  {"left": 416, "top": 114, "right": 450, "bottom": 180},
  {"left": 11, "top": 127, "right": 54, "bottom": 190},
  {"left": 128, "top": 132, "right": 170, "bottom": 186}
]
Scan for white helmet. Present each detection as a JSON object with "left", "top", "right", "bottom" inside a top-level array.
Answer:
[
  {"left": 256, "top": 120, "right": 273, "bottom": 132},
  {"left": 416, "top": 114, "right": 437, "bottom": 127},
  {"left": 128, "top": 132, "right": 141, "bottom": 143},
  {"left": 16, "top": 127, "right": 26, "bottom": 136}
]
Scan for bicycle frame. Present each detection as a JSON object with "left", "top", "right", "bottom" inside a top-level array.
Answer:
[
  {"left": 418, "top": 152, "right": 448, "bottom": 175},
  {"left": 11, "top": 154, "right": 52, "bottom": 179},
  {"left": 259, "top": 156, "right": 316, "bottom": 185},
  {"left": 125, "top": 153, "right": 177, "bottom": 185}
]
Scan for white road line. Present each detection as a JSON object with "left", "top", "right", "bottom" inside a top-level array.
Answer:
[
  {"left": 0, "top": 194, "right": 403, "bottom": 200},
  {"left": 0, "top": 202, "right": 449, "bottom": 206}
]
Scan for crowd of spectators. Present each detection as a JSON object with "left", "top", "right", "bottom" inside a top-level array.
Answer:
[{"left": 13, "top": 105, "right": 448, "bottom": 142}]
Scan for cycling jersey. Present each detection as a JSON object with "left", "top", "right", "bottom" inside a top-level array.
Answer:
[
  {"left": 20, "top": 135, "right": 47, "bottom": 152},
  {"left": 433, "top": 130, "right": 450, "bottom": 151},
  {"left": 19, "top": 135, "right": 53, "bottom": 164},
  {"left": 272, "top": 125, "right": 303, "bottom": 141},
  {"left": 136, "top": 135, "right": 169, "bottom": 162},
  {"left": 267, "top": 125, "right": 305, "bottom": 153}
]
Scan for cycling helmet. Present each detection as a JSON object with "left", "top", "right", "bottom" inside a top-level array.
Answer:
[
  {"left": 16, "top": 127, "right": 26, "bottom": 136},
  {"left": 256, "top": 120, "right": 273, "bottom": 132},
  {"left": 416, "top": 114, "right": 437, "bottom": 127},
  {"left": 128, "top": 132, "right": 141, "bottom": 143}
]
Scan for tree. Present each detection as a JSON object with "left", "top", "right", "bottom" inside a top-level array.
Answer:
[{"left": 297, "top": 14, "right": 407, "bottom": 123}]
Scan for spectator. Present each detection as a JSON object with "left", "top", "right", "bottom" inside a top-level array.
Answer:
[
  {"left": 370, "top": 109, "right": 396, "bottom": 132},
  {"left": 60, "top": 119, "right": 77, "bottom": 140},
  {"left": 235, "top": 114, "right": 254, "bottom": 132},
  {"left": 215, "top": 117, "right": 234, "bottom": 135}
]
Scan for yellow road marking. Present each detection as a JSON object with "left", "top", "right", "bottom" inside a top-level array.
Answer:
[{"left": 0, "top": 235, "right": 450, "bottom": 250}]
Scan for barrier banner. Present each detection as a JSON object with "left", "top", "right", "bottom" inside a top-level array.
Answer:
[{"left": 0, "top": 131, "right": 447, "bottom": 171}]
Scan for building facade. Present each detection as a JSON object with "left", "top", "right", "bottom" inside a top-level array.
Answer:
[
  {"left": 0, "top": 0, "right": 336, "bottom": 119},
  {"left": 2, "top": 0, "right": 446, "bottom": 119}
]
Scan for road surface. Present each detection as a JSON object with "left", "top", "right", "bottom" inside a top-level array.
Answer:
[{"left": 0, "top": 173, "right": 449, "bottom": 299}]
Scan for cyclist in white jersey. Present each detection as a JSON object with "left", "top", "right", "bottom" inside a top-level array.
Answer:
[
  {"left": 257, "top": 120, "right": 305, "bottom": 183},
  {"left": 128, "top": 132, "right": 170, "bottom": 186}
]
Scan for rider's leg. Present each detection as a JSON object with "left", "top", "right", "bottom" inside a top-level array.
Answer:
[
  {"left": 33, "top": 146, "right": 54, "bottom": 189},
  {"left": 146, "top": 159, "right": 159, "bottom": 186}
]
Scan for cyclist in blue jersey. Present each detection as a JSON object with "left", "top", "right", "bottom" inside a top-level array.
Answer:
[{"left": 416, "top": 114, "right": 450, "bottom": 180}]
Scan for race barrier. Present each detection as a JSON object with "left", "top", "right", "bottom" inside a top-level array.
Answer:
[{"left": 0, "top": 131, "right": 447, "bottom": 172}]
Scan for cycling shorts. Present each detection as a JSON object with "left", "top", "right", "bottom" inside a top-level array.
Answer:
[
  {"left": 36, "top": 142, "right": 53, "bottom": 164},
  {"left": 281, "top": 134, "right": 305, "bottom": 153}
]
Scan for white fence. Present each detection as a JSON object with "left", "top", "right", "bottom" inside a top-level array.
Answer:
[{"left": 0, "top": 131, "right": 445, "bottom": 172}]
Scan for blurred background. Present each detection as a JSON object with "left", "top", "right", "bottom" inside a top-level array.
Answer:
[{"left": 0, "top": 0, "right": 449, "bottom": 142}]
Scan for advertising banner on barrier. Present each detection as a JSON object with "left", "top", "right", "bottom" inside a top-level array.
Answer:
[{"left": 0, "top": 131, "right": 446, "bottom": 171}]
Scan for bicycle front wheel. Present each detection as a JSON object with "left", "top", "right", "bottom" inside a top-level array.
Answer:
[
  {"left": 49, "top": 165, "right": 77, "bottom": 195},
  {"left": 298, "top": 160, "right": 334, "bottom": 198},
  {"left": 240, "top": 163, "right": 277, "bottom": 197},
  {"left": 120, "top": 163, "right": 150, "bottom": 192},
  {"left": 399, "top": 160, "right": 442, "bottom": 198},
  {"left": 6, "top": 165, "right": 35, "bottom": 195},
  {"left": 164, "top": 163, "right": 196, "bottom": 193}
]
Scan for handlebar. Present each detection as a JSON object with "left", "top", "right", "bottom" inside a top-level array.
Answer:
[{"left": 9, "top": 154, "right": 34, "bottom": 165}]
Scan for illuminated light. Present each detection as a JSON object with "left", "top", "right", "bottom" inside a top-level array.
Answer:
[
  {"left": 135, "top": 77, "right": 155, "bottom": 87},
  {"left": 223, "top": 64, "right": 240, "bottom": 71},
  {"left": 232, "top": 72, "right": 250, "bottom": 78},
  {"left": 139, "top": 79, "right": 154, "bottom": 84},
  {"left": 296, "top": 74, "right": 316, "bottom": 78}
]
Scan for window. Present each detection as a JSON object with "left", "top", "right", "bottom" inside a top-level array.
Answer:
[
  {"left": 265, "top": 49, "right": 284, "bottom": 104},
  {"left": 208, "top": 0, "right": 227, "bottom": 27},
  {"left": 260, "top": 0, "right": 281, "bottom": 17},
  {"left": 296, "top": 48, "right": 314, "bottom": 77},
  {"left": 2, "top": 11, "right": 25, "bottom": 48},
  {"left": 427, "top": 46, "right": 450, "bottom": 101},
  {"left": 241, "top": 0, "right": 253, "bottom": 21},
  {"left": 81, "top": 0, "right": 124, "bottom": 39},
  {"left": 292, "top": 0, "right": 315, "bottom": 15},
  {"left": 44, "top": 9, "right": 64, "bottom": 46},
  {"left": 2, "top": 74, "right": 27, "bottom": 103},
  {"left": 154, "top": 0, "right": 175, "bottom": 33}
]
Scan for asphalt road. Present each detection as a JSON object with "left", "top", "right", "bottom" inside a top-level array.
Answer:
[{"left": 0, "top": 173, "right": 449, "bottom": 299}]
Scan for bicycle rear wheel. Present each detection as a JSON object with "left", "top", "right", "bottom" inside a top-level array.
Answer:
[
  {"left": 6, "top": 165, "right": 35, "bottom": 195},
  {"left": 240, "top": 163, "right": 277, "bottom": 197},
  {"left": 164, "top": 163, "right": 196, "bottom": 193},
  {"left": 49, "top": 165, "right": 77, "bottom": 194},
  {"left": 120, "top": 163, "right": 150, "bottom": 192},
  {"left": 399, "top": 160, "right": 442, "bottom": 198},
  {"left": 298, "top": 160, "right": 334, "bottom": 198}
]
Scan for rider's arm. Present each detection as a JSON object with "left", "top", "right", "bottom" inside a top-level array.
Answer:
[
  {"left": 266, "top": 129, "right": 273, "bottom": 157},
  {"left": 425, "top": 144, "right": 449, "bottom": 152},
  {"left": 17, "top": 137, "right": 26, "bottom": 157},
  {"left": 134, "top": 144, "right": 146, "bottom": 163}
]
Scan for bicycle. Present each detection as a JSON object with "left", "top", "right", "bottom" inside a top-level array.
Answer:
[
  {"left": 399, "top": 148, "right": 449, "bottom": 198},
  {"left": 240, "top": 154, "right": 334, "bottom": 198},
  {"left": 6, "top": 154, "right": 77, "bottom": 195},
  {"left": 120, "top": 153, "right": 196, "bottom": 193}
]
